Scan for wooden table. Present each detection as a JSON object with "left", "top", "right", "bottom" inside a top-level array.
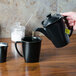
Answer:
[{"left": 0, "top": 35, "right": 76, "bottom": 76}]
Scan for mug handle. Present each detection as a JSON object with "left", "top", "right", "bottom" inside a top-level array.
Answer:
[
  {"left": 15, "top": 41, "right": 23, "bottom": 57},
  {"left": 63, "top": 16, "right": 73, "bottom": 37}
]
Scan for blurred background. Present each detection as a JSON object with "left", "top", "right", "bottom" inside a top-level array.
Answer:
[{"left": 0, "top": 0, "right": 76, "bottom": 38}]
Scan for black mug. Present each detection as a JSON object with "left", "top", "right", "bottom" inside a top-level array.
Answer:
[
  {"left": 36, "top": 14, "right": 73, "bottom": 48},
  {"left": 15, "top": 36, "right": 42, "bottom": 63},
  {"left": 0, "top": 42, "right": 8, "bottom": 63}
]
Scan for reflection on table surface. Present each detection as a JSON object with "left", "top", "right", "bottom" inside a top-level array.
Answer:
[{"left": 0, "top": 35, "right": 76, "bottom": 76}]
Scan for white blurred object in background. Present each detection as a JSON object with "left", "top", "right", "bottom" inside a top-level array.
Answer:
[{"left": 11, "top": 22, "right": 25, "bottom": 42}]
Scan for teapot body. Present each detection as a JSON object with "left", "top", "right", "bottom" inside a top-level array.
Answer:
[
  {"left": 45, "top": 18, "right": 69, "bottom": 48},
  {"left": 36, "top": 13, "right": 73, "bottom": 48}
]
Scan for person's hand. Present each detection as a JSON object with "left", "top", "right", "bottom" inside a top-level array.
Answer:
[{"left": 61, "top": 12, "right": 76, "bottom": 30}]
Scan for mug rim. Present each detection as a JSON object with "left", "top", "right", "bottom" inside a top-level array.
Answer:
[
  {"left": 0, "top": 42, "right": 8, "bottom": 47},
  {"left": 21, "top": 36, "right": 42, "bottom": 43}
]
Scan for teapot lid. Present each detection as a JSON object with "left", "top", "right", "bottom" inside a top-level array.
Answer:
[{"left": 42, "top": 14, "right": 62, "bottom": 27}]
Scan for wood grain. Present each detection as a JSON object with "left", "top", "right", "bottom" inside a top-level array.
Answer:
[{"left": 0, "top": 34, "right": 76, "bottom": 76}]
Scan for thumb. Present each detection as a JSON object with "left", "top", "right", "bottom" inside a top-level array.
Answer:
[{"left": 60, "top": 12, "right": 72, "bottom": 16}]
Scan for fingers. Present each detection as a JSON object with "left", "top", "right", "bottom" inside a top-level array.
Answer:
[
  {"left": 70, "top": 23, "right": 75, "bottom": 26},
  {"left": 66, "top": 17, "right": 72, "bottom": 20},
  {"left": 68, "top": 20, "right": 75, "bottom": 26},
  {"left": 68, "top": 21, "right": 76, "bottom": 30},
  {"left": 73, "top": 22, "right": 76, "bottom": 30},
  {"left": 64, "top": 16, "right": 75, "bottom": 26},
  {"left": 61, "top": 12, "right": 76, "bottom": 30}
]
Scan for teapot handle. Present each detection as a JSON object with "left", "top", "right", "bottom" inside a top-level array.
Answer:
[{"left": 63, "top": 16, "right": 73, "bottom": 37}]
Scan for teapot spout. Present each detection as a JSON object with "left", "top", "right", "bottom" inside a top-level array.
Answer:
[{"left": 35, "top": 28, "right": 50, "bottom": 39}]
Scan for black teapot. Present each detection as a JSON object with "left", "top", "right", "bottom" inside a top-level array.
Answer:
[{"left": 36, "top": 14, "right": 73, "bottom": 48}]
